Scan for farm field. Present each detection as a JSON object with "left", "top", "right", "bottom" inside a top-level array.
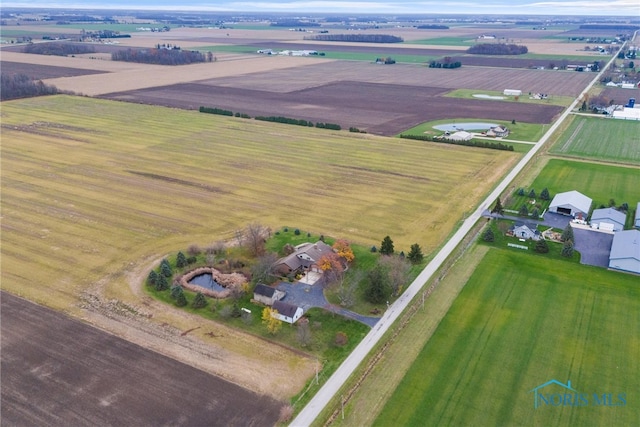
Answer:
[
  {"left": 1, "top": 95, "right": 519, "bottom": 391},
  {"left": 0, "top": 291, "right": 282, "bottom": 426},
  {"left": 523, "top": 159, "right": 640, "bottom": 208},
  {"left": 374, "top": 248, "right": 640, "bottom": 427},
  {"left": 550, "top": 115, "right": 640, "bottom": 164}
]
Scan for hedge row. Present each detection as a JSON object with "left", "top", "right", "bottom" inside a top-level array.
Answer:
[
  {"left": 199, "top": 107, "right": 344, "bottom": 131},
  {"left": 399, "top": 134, "right": 514, "bottom": 151}
]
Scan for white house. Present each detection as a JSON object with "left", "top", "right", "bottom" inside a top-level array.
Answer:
[
  {"left": 272, "top": 300, "right": 304, "bottom": 324},
  {"left": 486, "top": 125, "right": 509, "bottom": 138},
  {"left": 511, "top": 222, "right": 541, "bottom": 240},
  {"left": 608, "top": 229, "right": 640, "bottom": 274},
  {"left": 548, "top": 191, "right": 592, "bottom": 218},
  {"left": 590, "top": 207, "right": 626, "bottom": 232},
  {"left": 635, "top": 202, "right": 640, "bottom": 229},
  {"left": 253, "top": 283, "right": 285, "bottom": 306}
]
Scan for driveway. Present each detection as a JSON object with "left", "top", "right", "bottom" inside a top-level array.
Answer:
[
  {"left": 573, "top": 228, "right": 614, "bottom": 268},
  {"left": 275, "top": 281, "right": 380, "bottom": 327}
]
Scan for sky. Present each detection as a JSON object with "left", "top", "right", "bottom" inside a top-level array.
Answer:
[{"left": 2, "top": 1, "right": 640, "bottom": 16}]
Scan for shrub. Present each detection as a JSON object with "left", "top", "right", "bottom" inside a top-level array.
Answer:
[
  {"left": 192, "top": 292, "right": 208, "bottom": 309},
  {"left": 482, "top": 227, "right": 495, "bottom": 242},
  {"left": 294, "top": 228, "right": 300, "bottom": 235},
  {"left": 535, "top": 239, "right": 549, "bottom": 253},
  {"left": 187, "top": 244, "right": 202, "bottom": 257},
  {"left": 335, "top": 331, "right": 348, "bottom": 346},
  {"left": 279, "top": 405, "right": 294, "bottom": 423},
  {"left": 175, "top": 292, "right": 188, "bottom": 307}
]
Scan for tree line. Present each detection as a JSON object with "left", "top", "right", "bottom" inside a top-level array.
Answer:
[
  {"left": 1, "top": 73, "right": 63, "bottom": 101},
  {"left": 23, "top": 42, "right": 95, "bottom": 56},
  {"left": 305, "top": 34, "right": 403, "bottom": 43},
  {"left": 112, "top": 48, "right": 212, "bottom": 65},
  {"left": 467, "top": 43, "right": 528, "bottom": 55},
  {"left": 200, "top": 107, "right": 345, "bottom": 131},
  {"left": 399, "top": 134, "right": 514, "bottom": 151}
]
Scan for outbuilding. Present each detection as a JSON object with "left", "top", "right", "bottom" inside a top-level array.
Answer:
[
  {"left": 635, "top": 202, "right": 640, "bottom": 228},
  {"left": 590, "top": 207, "right": 626, "bottom": 232},
  {"left": 447, "top": 131, "right": 473, "bottom": 141},
  {"left": 503, "top": 89, "right": 522, "bottom": 96},
  {"left": 608, "top": 229, "right": 640, "bottom": 274},
  {"left": 272, "top": 300, "right": 304, "bottom": 324},
  {"left": 253, "top": 283, "right": 286, "bottom": 306},
  {"left": 548, "top": 190, "right": 592, "bottom": 217}
]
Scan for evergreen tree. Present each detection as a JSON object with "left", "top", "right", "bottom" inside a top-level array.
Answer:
[
  {"left": 155, "top": 274, "right": 169, "bottom": 291},
  {"left": 379, "top": 236, "right": 395, "bottom": 255},
  {"left": 540, "top": 188, "right": 550, "bottom": 201},
  {"left": 160, "top": 259, "right": 172, "bottom": 277},
  {"left": 561, "top": 224, "right": 574, "bottom": 242},
  {"left": 531, "top": 208, "right": 540, "bottom": 219},
  {"left": 176, "top": 251, "right": 187, "bottom": 268},
  {"left": 175, "top": 291, "right": 188, "bottom": 307},
  {"left": 482, "top": 227, "right": 495, "bottom": 242},
  {"left": 561, "top": 239, "right": 574, "bottom": 258},
  {"left": 364, "top": 264, "right": 391, "bottom": 304},
  {"left": 491, "top": 197, "right": 505, "bottom": 216},
  {"left": 528, "top": 189, "right": 536, "bottom": 198},
  {"left": 170, "top": 284, "right": 183, "bottom": 300},
  {"left": 192, "top": 292, "right": 208, "bottom": 309},
  {"left": 535, "top": 238, "right": 549, "bottom": 253},
  {"left": 519, "top": 204, "right": 529, "bottom": 217},
  {"left": 147, "top": 270, "right": 158, "bottom": 286},
  {"left": 407, "top": 243, "right": 424, "bottom": 264}
]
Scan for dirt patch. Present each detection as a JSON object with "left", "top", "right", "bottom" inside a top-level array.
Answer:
[{"left": 0, "top": 60, "right": 106, "bottom": 79}]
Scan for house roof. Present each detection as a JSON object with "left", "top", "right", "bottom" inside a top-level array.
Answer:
[
  {"left": 549, "top": 190, "right": 592, "bottom": 214},
  {"left": 273, "top": 300, "right": 300, "bottom": 318},
  {"left": 295, "top": 241, "right": 334, "bottom": 262},
  {"left": 591, "top": 207, "right": 626, "bottom": 226},
  {"left": 609, "top": 229, "right": 640, "bottom": 261},
  {"left": 254, "top": 283, "right": 276, "bottom": 298},
  {"left": 448, "top": 131, "right": 473, "bottom": 141},
  {"left": 636, "top": 202, "right": 640, "bottom": 221}
]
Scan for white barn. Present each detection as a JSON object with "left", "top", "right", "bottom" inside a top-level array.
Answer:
[
  {"left": 635, "top": 202, "right": 640, "bottom": 228},
  {"left": 548, "top": 191, "right": 592, "bottom": 218},
  {"left": 503, "top": 89, "right": 522, "bottom": 96},
  {"left": 608, "top": 229, "right": 640, "bottom": 274},
  {"left": 590, "top": 207, "right": 626, "bottom": 232}
]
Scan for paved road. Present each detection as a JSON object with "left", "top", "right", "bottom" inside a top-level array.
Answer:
[{"left": 290, "top": 46, "right": 622, "bottom": 427}]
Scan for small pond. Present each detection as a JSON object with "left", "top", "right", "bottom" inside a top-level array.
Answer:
[
  {"left": 433, "top": 122, "right": 500, "bottom": 132},
  {"left": 189, "top": 274, "right": 226, "bottom": 292}
]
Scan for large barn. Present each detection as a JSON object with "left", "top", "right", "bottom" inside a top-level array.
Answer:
[
  {"left": 548, "top": 190, "right": 592, "bottom": 218},
  {"left": 608, "top": 229, "right": 640, "bottom": 275},
  {"left": 635, "top": 202, "right": 640, "bottom": 229}
]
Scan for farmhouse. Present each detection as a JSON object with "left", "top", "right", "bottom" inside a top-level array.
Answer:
[
  {"left": 636, "top": 202, "right": 640, "bottom": 229},
  {"left": 272, "top": 300, "right": 304, "bottom": 324},
  {"left": 548, "top": 191, "right": 592, "bottom": 217},
  {"left": 253, "top": 283, "right": 285, "bottom": 306},
  {"left": 503, "top": 89, "right": 522, "bottom": 96},
  {"left": 510, "top": 222, "right": 541, "bottom": 240},
  {"left": 608, "top": 229, "right": 640, "bottom": 275},
  {"left": 273, "top": 241, "right": 334, "bottom": 276},
  {"left": 590, "top": 207, "right": 626, "bottom": 232},
  {"left": 486, "top": 125, "right": 509, "bottom": 138}
]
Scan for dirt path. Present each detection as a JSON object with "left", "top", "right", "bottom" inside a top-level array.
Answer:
[{"left": 78, "top": 255, "right": 316, "bottom": 400}]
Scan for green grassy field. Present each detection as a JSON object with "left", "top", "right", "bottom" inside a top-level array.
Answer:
[
  {"left": 374, "top": 248, "right": 640, "bottom": 427},
  {"left": 0, "top": 95, "right": 517, "bottom": 312},
  {"left": 550, "top": 115, "right": 640, "bottom": 164},
  {"left": 400, "top": 118, "right": 544, "bottom": 145},
  {"left": 524, "top": 159, "right": 640, "bottom": 209},
  {"left": 446, "top": 88, "right": 575, "bottom": 107}
]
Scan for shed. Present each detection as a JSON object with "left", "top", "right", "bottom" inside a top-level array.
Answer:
[
  {"left": 272, "top": 300, "right": 304, "bottom": 324},
  {"left": 548, "top": 191, "right": 592, "bottom": 217},
  {"left": 447, "top": 131, "right": 473, "bottom": 141},
  {"left": 511, "top": 222, "right": 541, "bottom": 240},
  {"left": 635, "top": 202, "right": 640, "bottom": 228},
  {"left": 608, "top": 229, "right": 640, "bottom": 274},
  {"left": 590, "top": 207, "right": 626, "bottom": 232},
  {"left": 253, "top": 283, "right": 285, "bottom": 306}
]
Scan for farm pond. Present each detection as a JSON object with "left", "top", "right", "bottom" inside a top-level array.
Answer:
[
  {"left": 188, "top": 274, "right": 226, "bottom": 293},
  {"left": 433, "top": 122, "right": 500, "bottom": 131}
]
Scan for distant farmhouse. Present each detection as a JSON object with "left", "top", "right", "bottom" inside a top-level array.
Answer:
[
  {"left": 590, "top": 207, "right": 626, "bottom": 232},
  {"left": 548, "top": 190, "right": 592, "bottom": 218},
  {"left": 272, "top": 300, "right": 304, "bottom": 324},
  {"left": 273, "top": 241, "right": 334, "bottom": 276},
  {"left": 608, "top": 229, "right": 640, "bottom": 275},
  {"left": 486, "top": 125, "right": 509, "bottom": 138}
]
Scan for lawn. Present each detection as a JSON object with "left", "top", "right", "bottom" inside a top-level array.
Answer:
[
  {"left": 524, "top": 159, "right": 640, "bottom": 209},
  {"left": 445, "top": 88, "right": 575, "bottom": 107},
  {"left": 374, "top": 248, "right": 640, "bottom": 427},
  {"left": 0, "top": 95, "right": 517, "bottom": 313},
  {"left": 400, "top": 117, "right": 544, "bottom": 146},
  {"left": 550, "top": 115, "right": 640, "bottom": 164}
]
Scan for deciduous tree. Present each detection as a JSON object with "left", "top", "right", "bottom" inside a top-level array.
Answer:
[
  {"left": 379, "top": 256, "right": 410, "bottom": 296},
  {"left": 365, "top": 264, "right": 392, "bottom": 304},
  {"left": 333, "top": 239, "right": 355, "bottom": 263},
  {"left": 262, "top": 307, "right": 282, "bottom": 334}
]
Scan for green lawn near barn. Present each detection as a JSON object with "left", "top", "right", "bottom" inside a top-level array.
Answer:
[
  {"left": 525, "top": 159, "right": 640, "bottom": 209},
  {"left": 374, "top": 248, "right": 640, "bottom": 427},
  {"left": 550, "top": 115, "right": 640, "bottom": 164}
]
